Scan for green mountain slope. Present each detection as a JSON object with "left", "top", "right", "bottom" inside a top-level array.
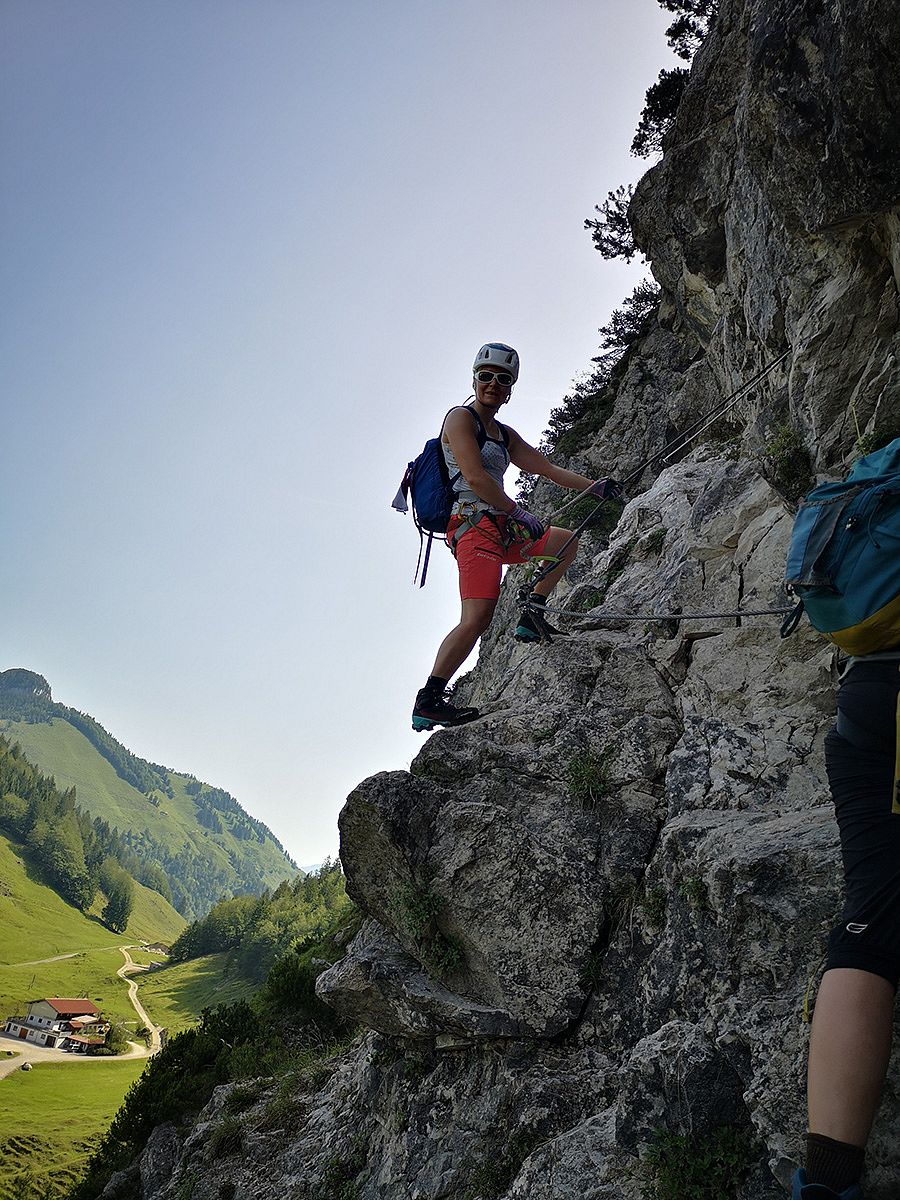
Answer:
[
  {"left": 0, "top": 1058, "right": 147, "bottom": 1200},
  {"left": 0, "top": 830, "right": 186, "bottom": 1027},
  {"left": 0, "top": 669, "right": 298, "bottom": 919}
]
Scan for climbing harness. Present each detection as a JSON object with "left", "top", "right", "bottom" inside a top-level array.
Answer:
[{"left": 393, "top": 406, "right": 508, "bottom": 586}]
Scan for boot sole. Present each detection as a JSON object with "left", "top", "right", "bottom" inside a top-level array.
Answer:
[{"left": 412, "top": 713, "right": 479, "bottom": 732}]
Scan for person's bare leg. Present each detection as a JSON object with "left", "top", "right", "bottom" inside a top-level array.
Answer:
[
  {"left": 431, "top": 598, "right": 496, "bottom": 681},
  {"left": 530, "top": 527, "right": 579, "bottom": 597},
  {"left": 808, "top": 967, "right": 895, "bottom": 1146}
]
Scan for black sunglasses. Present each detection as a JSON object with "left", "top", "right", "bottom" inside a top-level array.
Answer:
[{"left": 474, "top": 370, "right": 514, "bottom": 387}]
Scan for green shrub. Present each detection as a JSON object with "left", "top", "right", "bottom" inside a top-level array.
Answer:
[
  {"left": 643, "top": 526, "right": 666, "bottom": 555},
  {"left": 224, "top": 1082, "right": 262, "bottom": 1113},
  {"left": 578, "top": 947, "right": 606, "bottom": 991},
  {"left": 605, "top": 538, "right": 638, "bottom": 588},
  {"left": 207, "top": 1115, "right": 243, "bottom": 1159},
  {"left": 103, "top": 1023, "right": 130, "bottom": 1055},
  {"left": 575, "top": 587, "right": 606, "bottom": 612},
  {"left": 678, "top": 876, "right": 709, "bottom": 911},
  {"left": 464, "top": 1127, "right": 544, "bottom": 1199},
  {"left": 606, "top": 877, "right": 641, "bottom": 929},
  {"left": 640, "top": 1125, "right": 757, "bottom": 1199},
  {"left": 255, "top": 1087, "right": 297, "bottom": 1135},
  {"left": 641, "top": 886, "right": 668, "bottom": 927},
  {"left": 393, "top": 882, "right": 464, "bottom": 977},
  {"left": 307, "top": 1135, "right": 369, "bottom": 1200},
  {"left": 557, "top": 496, "right": 624, "bottom": 538},
  {"left": 855, "top": 419, "right": 900, "bottom": 458},
  {"left": 394, "top": 883, "right": 444, "bottom": 941},
  {"left": 424, "top": 935, "right": 463, "bottom": 975},
  {"left": 567, "top": 750, "right": 613, "bottom": 809},
  {"left": 764, "top": 421, "right": 813, "bottom": 502}
]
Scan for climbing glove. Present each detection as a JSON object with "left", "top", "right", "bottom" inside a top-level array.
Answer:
[
  {"left": 588, "top": 478, "right": 624, "bottom": 500},
  {"left": 507, "top": 505, "right": 545, "bottom": 542}
]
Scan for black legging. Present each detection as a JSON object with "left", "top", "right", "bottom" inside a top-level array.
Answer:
[{"left": 825, "top": 659, "right": 900, "bottom": 986}]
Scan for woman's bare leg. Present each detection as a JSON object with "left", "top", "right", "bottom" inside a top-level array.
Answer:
[
  {"left": 431, "top": 597, "right": 496, "bottom": 681},
  {"left": 808, "top": 967, "right": 895, "bottom": 1146},
  {"left": 530, "top": 527, "right": 579, "bottom": 596}
]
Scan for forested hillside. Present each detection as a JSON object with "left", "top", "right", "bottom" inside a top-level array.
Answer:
[
  {"left": 1, "top": 735, "right": 151, "bottom": 932},
  {"left": 0, "top": 669, "right": 298, "bottom": 919},
  {"left": 69, "top": 879, "right": 358, "bottom": 1200},
  {"left": 168, "top": 860, "right": 350, "bottom": 981}
]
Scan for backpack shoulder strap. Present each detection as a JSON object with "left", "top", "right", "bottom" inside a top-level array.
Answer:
[
  {"left": 465, "top": 405, "right": 489, "bottom": 448},
  {"left": 495, "top": 419, "right": 510, "bottom": 448},
  {"left": 439, "top": 404, "right": 485, "bottom": 442}
]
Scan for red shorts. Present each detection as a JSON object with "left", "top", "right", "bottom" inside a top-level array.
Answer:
[{"left": 448, "top": 513, "right": 553, "bottom": 601}]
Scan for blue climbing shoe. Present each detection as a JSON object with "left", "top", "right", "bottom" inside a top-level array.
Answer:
[
  {"left": 514, "top": 603, "right": 562, "bottom": 643},
  {"left": 791, "top": 1168, "right": 863, "bottom": 1199},
  {"left": 411, "top": 687, "right": 479, "bottom": 732}
]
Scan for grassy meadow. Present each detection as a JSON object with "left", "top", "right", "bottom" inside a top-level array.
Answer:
[
  {"left": 0, "top": 828, "right": 262, "bottom": 1197},
  {"left": 0, "top": 833, "right": 186, "bottom": 1030},
  {"left": 136, "top": 953, "right": 259, "bottom": 1035},
  {"left": 0, "top": 1059, "right": 147, "bottom": 1200}
]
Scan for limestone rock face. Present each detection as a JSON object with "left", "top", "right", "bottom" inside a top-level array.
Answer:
[
  {"left": 320, "top": 651, "right": 678, "bottom": 1039},
  {"left": 629, "top": 0, "right": 900, "bottom": 469},
  {"left": 316, "top": 918, "right": 527, "bottom": 1039},
  {"left": 114, "top": 2, "right": 900, "bottom": 1197}
]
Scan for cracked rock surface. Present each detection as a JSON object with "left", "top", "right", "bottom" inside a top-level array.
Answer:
[{"left": 107, "top": 1, "right": 900, "bottom": 1197}]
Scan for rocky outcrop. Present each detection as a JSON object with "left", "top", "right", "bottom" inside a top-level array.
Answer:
[
  {"left": 110, "top": 1, "right": 900, "bottom": 1197},
  {"left": 629, "top": 0, "right": 900, "bottom": 469}
]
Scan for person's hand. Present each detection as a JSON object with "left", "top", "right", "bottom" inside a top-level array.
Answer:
[
  {"left": 588, "top": 478, "right": 623, "bottom": 500},
  {"left": 507, "top": 505, "right": 545, "bottom": 541}
]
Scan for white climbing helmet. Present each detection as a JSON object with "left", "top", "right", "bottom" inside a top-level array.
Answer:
[{"left": 473, "top": 342, "right": 519, "bottom": 382}]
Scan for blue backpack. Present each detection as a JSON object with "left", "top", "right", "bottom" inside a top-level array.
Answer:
[
  {"left": 392, "top": 406, "right": 503, "bottom": 586},
  {"left": 781, "top": 438, "right": 900, "bottom": 654}
]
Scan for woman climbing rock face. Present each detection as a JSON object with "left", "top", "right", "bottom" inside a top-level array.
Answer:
[{"left": 411, "top": 342, "right": 620, "bottom": 732}]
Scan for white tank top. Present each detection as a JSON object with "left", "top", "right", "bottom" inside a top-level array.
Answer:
[{"left": 442, "top": 407, "right": 510, "bottom": 516}]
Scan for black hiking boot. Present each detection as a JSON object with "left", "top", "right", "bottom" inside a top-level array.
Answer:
[
  {"left": 412, "top": 687, "right": 479, "bottom": 732},
  {"left": 514, "top": 595, "right": 563, "bottom": 643}
]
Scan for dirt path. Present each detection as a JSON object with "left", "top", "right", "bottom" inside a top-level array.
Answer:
[
  {"left": 0, "top": 1032, "right": 148, "bottom": 1080},
  {"left": 8, "top": 951, "right": 82, "bottom": 967},
  {"left": 117, "top": 947, "right": 162, "bottom": 1054},
  {"left": 0, "top": 945, "right": 163, "bottom": 1080}
]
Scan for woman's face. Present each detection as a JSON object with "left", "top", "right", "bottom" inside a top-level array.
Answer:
[{"left": 473, "top": 368, "right": 513, "bottom": 409}]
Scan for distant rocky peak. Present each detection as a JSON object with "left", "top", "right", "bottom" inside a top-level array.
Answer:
[{"left": 0, "top": 668, "right": 52, "bottom": 701}]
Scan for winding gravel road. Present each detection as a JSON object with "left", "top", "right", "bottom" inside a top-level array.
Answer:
[{"left": 0, "top": 945, "right": 163, "bottom": 1080}]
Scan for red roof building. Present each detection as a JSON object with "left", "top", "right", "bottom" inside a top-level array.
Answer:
[{"left": 41, "top": 999, "right": 101, "bottom": 1017}]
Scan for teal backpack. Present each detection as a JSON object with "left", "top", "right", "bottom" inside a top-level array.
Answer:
[{"left": 781, "top": 438, "right": 900, "bottom": 654}]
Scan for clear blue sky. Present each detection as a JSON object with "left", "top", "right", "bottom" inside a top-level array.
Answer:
[{"left": 2, "top": 1, "right": 676, "bottom": 865}]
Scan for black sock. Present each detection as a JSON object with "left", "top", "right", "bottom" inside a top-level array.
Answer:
[
  {"left": 528, "top": 592, "right": 547, "bottom": 607},
  {"left": 806, "top": 1132, "right": 865, "bottom": 1193},
  {"left": 424, "top": 675, "right": 448, "bottom": 695}
]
